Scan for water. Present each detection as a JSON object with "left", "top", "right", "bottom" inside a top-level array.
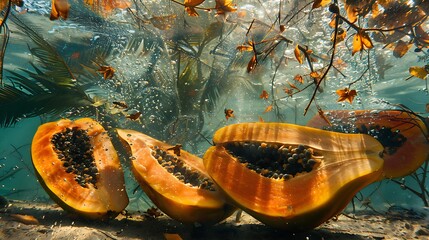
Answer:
[{"left": 0, "top": 0, "right": 428, "bottom": 239}]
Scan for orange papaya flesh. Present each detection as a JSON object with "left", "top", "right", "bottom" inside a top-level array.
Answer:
[
  {"left": 116, "top": 129, "right": 236, "bottom": 225},
  {"left": 203, "top": 122, "right": 384, "bottom": 230},
  {"left": 307, "top": 110, "right": 429, "bottom": 178},
  {"left": 31, "top": 118, "right": 129, "bottom": 220}
]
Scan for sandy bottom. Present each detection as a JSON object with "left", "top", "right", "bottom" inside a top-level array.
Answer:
[{"left": 0, "top": 200, "right": 428, "bottom": 240}]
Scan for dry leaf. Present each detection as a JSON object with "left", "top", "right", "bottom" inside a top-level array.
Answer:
[
  {"left": 283, "top": 87, "right": 293, "bottom": 95},
  {"left": 126, "top": 111, "right": 141, "bottom": 120},
  {"left": 224, "top": 108, "right": 234, "bottom": 120},
  {"left": 50, "top": 0, "right": 70, "bottom": 20},
  {"left": 393, "top": 40, "right": 411, "bottom": 58},
  {"left": 288, "top": 81, "right": 300, "bottom": 91},
  {"left": 312, "top": 0, "right": 331, "bottom": 9},
  {"left": 112, "top": 101, "right": 128, "bottom": 109},
  {"left": 259, "top": 90, "right": 269, "bottom": 100},
  {"left": 345, "top": 4, "right": 359, "bottom": 23},
  {"left": 247, "top": 54, "right": 257, "bottom": 73},
  {"left": 414, "top": 25, "right": 429, "bottom": 47},
  {"left": 167, "top": 144, "right": 182, "bottom": 156},
  {"left": 336, "top": 88, "right": 357, "bottom": 103},
  {"left": 317, "top": 107, "right": 332, "bottom": 126},
  {"left": 84, "top": 0, "right": 130, "bottom": 16},
  {"left": 97, "top": 66, "right": 115, "bottom": 79},
  {"left": 310, "top": 71, "right": 320, "bottom": 79},
  {"left": 10, "top": 214, "right": 39, "bottom": 225},
  {"left": 184, "top": 0, "right": 205, "bottom": 16},
  {"left": 294, "top": 45, "right": 304, "bottom": 64},
  {"left": 264, "top": 105, "right": 273, "bottom": 113},
  {"left": 236, "top": 44, "right": 253, "bottom": 52},
  {"left": 258, "top": 116, "right": 264, "bottom": 122},
  {"left": 352, "top": 31, "right": 373, "bottom": 55},
  {"left": 408, "top": 66, "right": 428, "bottom": 80},
  {"left": 215, "top": 0, "right": 237, "bottom": 15},
  {"left": 294, "top": 74, "right": 304, "bottom": 84}
]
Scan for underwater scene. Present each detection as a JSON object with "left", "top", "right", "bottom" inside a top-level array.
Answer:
[{"left": 0, "top": 0, "right": 429, "bottom": 239}]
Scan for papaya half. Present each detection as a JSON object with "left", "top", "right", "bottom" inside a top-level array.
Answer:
[
  {"left": 31, "top": 118, "right": 129, "bottom": 220},
  {"left": 116, "top": 129, "right": 236, "bottom": 225},
  {"left": 203, "top": 122, "right": 384, "bottom": 230},
  {"left": 307, "top": 110, "right": 429, "bottom": 178}
]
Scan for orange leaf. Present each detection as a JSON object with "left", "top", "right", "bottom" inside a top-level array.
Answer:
[
  {"left": 409, "top": 66, "right": 428, "bottom": 80},
  {"left": 50, "top": 0, "right": 70, "bottom": 20},
  {"left": 236, "top": 44, "right": 253, "bottom": 52},
  {"left": 258, "top": 116, "right": 264, "bottom": 122},
  {"left": 283, "top": 87, "right": 293, "bottom": 95},
  {"left": 259, "top": 90, "right": 269, "bottom": 100},
  {"left": 288, "top": 81, "right": 300, "bottom": 91},
  {"left": 345, "top": 4, "right": 358, "bottom": 23},
  {"left": 294, "top": 45, "right": 304, "bottom": 64},
  {"left": 336, "top": 88, "right": 357, "bottom": 103},
  {"left": 293, "top": 74, "right": 304, "bottom": 84},
  {"left": 97, "top": 66, "right": 115, "bottom": 79},
  {"left": 317, "top": 107, "right": 332, "bottom": 126},
  {"left": 224, "top": 108, "right": 234, "bottom": 120},
  {"left": 247, "top": 54, "right": 257, "bottom": 73},
  {"left": 184, "top": 0, "right": 205, "bottom": 16},
  {"left": 84, "top": 0, "right": 130, "bottom": 16},
  {"left": 264, "top": 105, "right": 273, "bottom": 113},
  {"left": 312, "top": 0, "right": 331, "bottom": 9},
  {"left": 393, "top": 40, "right": 411, "bottom": 58},
  {"left": 352, "top": 31, "right": 373, "bottom": 55},
  {"left": 215, "top": 0, "right": 237, "bottom": 15},
  {"left": 310, "top": 71, "right": 320, "bottom": 79}
]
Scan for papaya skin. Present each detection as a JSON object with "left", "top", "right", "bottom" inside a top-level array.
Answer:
[
  {"left": 116, "top": 129, "right": 235, "bottom": 225},
  {"left": 203, "top": 122, "right": 384, "bottom": 230},
  {"left": 31, "top": 118, "right": 129, "bottom": 220},
  {"left": 307, "top": 110, "right": 429, "bottom": 178}
]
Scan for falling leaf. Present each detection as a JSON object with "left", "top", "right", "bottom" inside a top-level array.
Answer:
[
  {"left": 10, "top": 214, "right": 39, "bottom": 225},
  {"left": 352, "top": 31, "right": 373, "bottom": 55},
  {"left": 264, "top": 105, "right": 273, "bottom": 113},
  {"left": 293, "top": 74, "right": 304, "bottom": 84},
  {"left": 259, "top": 90, "right": 269, "bottom": 100},
  {"left": 184, "top": 0, "right": 205, "bottom": 16},
  {"left": 392, "top": 40, "right": 411, "bottom": 58},
  {"left": 215, "top": 0, "right": 237, "bottom": 15},
  {"left": 283, "top": 87, "right": 293, "bottom": 95},
  {"left": 331, "top": 28, "right": 347, "bottom": 44},
  {"left": 287, "top": 81, "right": 300, "bottom": 91},
  {"left": 50, "top": 0, "right": 70, "bottom": 20},
  {"left": 247, "top": 54, "right": 257, "bottom": 73},
  {"left": 167, "top": 144, "right": 182, "bottom": 156},
  {"left": 224, "top": 108, "right": 234, "bottom": 120},
  {"left": 310, "top": 71, "right": 320, "bottom": 79},
  {"left": 408, "top": 66, "right": 428, "bottom": 80},
  {"left": 112, "top": 101, "right": 128, "bottom": 109},
  {"left": 258, "top": 116, "right": 264, "bottom": 122},
  {"left": 312, "top": 0, "right": 331, "bottom": 9},
  {"left": 336, "top": 88, "right": 357, "bottom": 103},
  {"left": 294, "top": 45, "right": 304, "bottom": 64},
  {"left": 126, "top": 111, "right": 141, "bottom": 120},
  {"left": 150, "top": 15, "right": 177, "bottom": 30},
  {"left": 97, "top": 65, "right": 115, "bottom": 80},
  {"left": 236, "top": 44, "right": 253, "bottom": 52}
]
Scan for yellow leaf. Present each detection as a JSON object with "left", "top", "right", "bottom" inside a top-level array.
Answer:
[
  {"left": 215, "top": 0, "right": 237, "bottom": 15},
  {"left": 352, "top": 31, "right": 373, "bottom": 56},
  {"left": 409, "top": 66, "right": 428, "bottom": 80},
  {"left": 264, "top": 105, "right": 273, "bottom": 113},
  {"left": 236, "top": 44, "right": 253, "bottom": 52},
  {"left": 312, "top": 0, "right": 331, "bottom": 9},
  {"left": 294, "top": 45, "right": 304, "bottom": 64}
]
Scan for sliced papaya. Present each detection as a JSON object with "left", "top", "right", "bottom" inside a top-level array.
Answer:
[
  {"left": 31, "top": 118, "right": 129, "bottom": 220},
  {"left": 307, "top": 110, "right": 429, "bottom": 178},
  {"left": 203, "top": 122, "right": 384, "bottom": 230},
  {"left": 116, "top": 129, "right": 235, "bottom": 224}
]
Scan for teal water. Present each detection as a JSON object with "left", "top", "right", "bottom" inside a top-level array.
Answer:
[{"left": 0, "top": 0, "right": 428, "bottom": 231}]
